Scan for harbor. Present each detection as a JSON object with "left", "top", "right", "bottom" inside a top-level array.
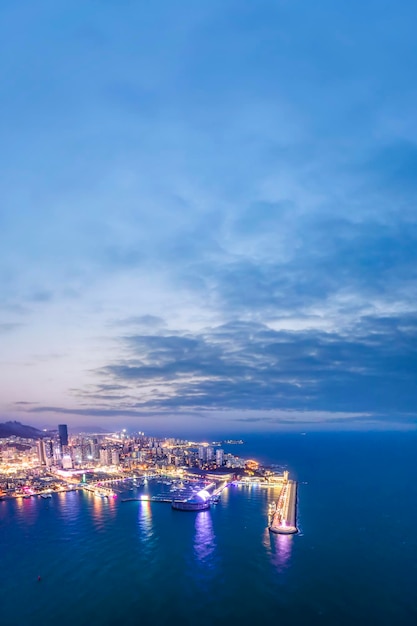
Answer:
[
  {"left": 118, "top": 472, "right": 299, "bottom": 533},
  {"left": 3, "top": 470, "right": 299, "bottom": 533}
]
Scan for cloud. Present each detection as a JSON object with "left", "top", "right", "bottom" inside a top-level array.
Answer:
[
  {"left": 54, "top": 315, "right": 417, "bottom": 422},
  {"left": 109, "top": 315, "right": 166, "bottom": 329},
  {"left": 2, "top": 1, "right": 417, "bottom": 431}
]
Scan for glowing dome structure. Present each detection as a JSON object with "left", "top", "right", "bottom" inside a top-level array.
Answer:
[
  {"left": 196, "top": 489, "right": 211, "bottom": 502},
  {"left": 172, "top": 490, "right": 211, "bottom": 511}
]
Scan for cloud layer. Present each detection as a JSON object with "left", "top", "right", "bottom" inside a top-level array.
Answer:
[{"left": 1, "top": 0, "right": 417, "bottom": 432}]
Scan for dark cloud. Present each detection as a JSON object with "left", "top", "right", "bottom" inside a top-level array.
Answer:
[{"left": 61, "top": 316, "right": 417, "bottom": 421}]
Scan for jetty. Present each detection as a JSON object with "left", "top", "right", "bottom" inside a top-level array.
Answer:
[
  {"left": 121, "top": 495, "right": 176, "bottom": 503},
  {"left": 269, "top": 479, "right": 298, "bottom": 534}
]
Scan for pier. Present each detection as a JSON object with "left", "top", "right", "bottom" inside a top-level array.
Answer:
[
  {"left": 121, "top": 495, "right": 174, "bottom": 503},
  {"left": 82, "top": 484, "right": 116, "bottom": 498},
  {"left": 269, "top": 479, "right": 298, "bottom": 534}
]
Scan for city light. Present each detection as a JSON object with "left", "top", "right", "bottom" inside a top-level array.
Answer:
[
  {"left": 196, "top": 489, "right": 211, "bottom": 501},
  {"left": 0, "top": 424, "right": 296, "bottom": 536}
]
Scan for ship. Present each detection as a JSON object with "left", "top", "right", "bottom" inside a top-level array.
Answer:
[
  {"left": 172, "top": 498, "right": 210, "bottom": 511},
  {"left": 172, "top": 489, "right": 211, "bottom": 511}
]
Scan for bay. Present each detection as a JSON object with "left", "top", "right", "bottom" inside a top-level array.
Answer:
[{"left": 1, "top": 431, "right": 416, "bottom": 625}]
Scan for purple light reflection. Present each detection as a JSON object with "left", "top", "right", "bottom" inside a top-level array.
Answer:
[
  {"left": 263, "top": 528, "right": 294, "bottom": 572},
  {"left": 193, "top": 511, "right": 215, "bottom": 564},
  {"left": 138, "top": 500, "right": 153, "bottom": 539}
]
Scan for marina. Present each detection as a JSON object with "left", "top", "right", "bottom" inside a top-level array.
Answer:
[{"left": 118, "top": 472, "right": 299, "bottom": 532}]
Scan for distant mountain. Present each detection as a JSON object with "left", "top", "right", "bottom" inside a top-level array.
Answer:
[{"left": 0, "top": 421, "right": 50, "bottom": 440}]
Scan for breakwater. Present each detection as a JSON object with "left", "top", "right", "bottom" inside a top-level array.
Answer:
[{"left": 269, "top": 479, "right": 298, "bottom": 534}]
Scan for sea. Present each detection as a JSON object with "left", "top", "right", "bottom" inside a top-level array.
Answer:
[{"left": 1, "top": 431, "right": 416, "bottom": 626}]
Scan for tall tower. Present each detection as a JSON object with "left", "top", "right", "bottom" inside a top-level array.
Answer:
[
  {"left": 37, "top": 439, "right": 47, "bottom": 465},
  {"left": 216, "top": 448, "right": 224, "bottom": 467},
  {"left": 58, "top": 424, "right": 68, "bottom": 449}
]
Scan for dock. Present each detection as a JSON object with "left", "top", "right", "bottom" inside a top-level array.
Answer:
[
  {"left": 269, "top": 479, "right": 298, "bottom": 534},
  {"left": 121, "top": 495, "right": 179, "bottom": 503}
]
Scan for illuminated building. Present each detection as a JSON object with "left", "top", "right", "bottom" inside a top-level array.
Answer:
[
  {"left": 172, "top": 490, "right": 211, "bottom": 511},
  {"left": 111, "top": 450, "right": 120, "bottom": 466},
  {"left": 37, "top": 440, "right": 47, "bottom": 466},
  {"left": 99, "top": 448, "right": 111, "bottom": 465},
  {"left": 62, "top": 455, "right": 73, "bottom": 469},
  {"left": 216, "top": 449, "right": 224, "bottom": 467},
  {"left": 198, "top": 445, "right": 213, "bottom": 464}
]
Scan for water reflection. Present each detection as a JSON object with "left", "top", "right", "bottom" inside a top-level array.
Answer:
[
  {"left": 13, "top": 496, "right": 40, "bottom": 524},
  {"left": 14, "top": 496, "right": 24, "bottom": 512},
  {"left": 91, "top": 493, "right": 104, "bottom": 523},
  {"left": 220, "top": 485, "right": 230, "bottom": 503},
  {"left": 263, "top": 528, "right": 293, "bottom": 572},
  {"left": 138, "top": 500, "right": 153, "bottom": 540},
  {"left": 58, "top": 491, "right": 82, "bottom": 525},
  {"left": 90, "top": 492, "right": 117, "bottom": 517},
  {"left": 193, "top": 511, "right": 215, "bottom": 565}
]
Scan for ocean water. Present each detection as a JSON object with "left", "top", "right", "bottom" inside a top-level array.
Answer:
[{"left": 1, "top": 432, "right": 416, "bottom": 626}]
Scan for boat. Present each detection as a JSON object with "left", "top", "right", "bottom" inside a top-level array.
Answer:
[
  {"left": 172, "top": 499, "right": 210, "bottom": 511},
  {"left": 41, "top": 494, "right": 52, "bottom": 499}
]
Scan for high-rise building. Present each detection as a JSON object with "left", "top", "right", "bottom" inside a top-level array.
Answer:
[
  {"left": 53, "top": 445, "right": 62, "bottom": 464},
  {"left": 41, "top": 438, "right": 54, "bottom": 466},
  {"left": 99, "top": 448, "right": 112, "bottom": 465},
  {"left": 62, "top": 454, "right": 73, "bottom": 469},
  {"left": 216, "top": 448, "right": 224, "bottom": 467},
  {"left": 198, "top": 445, "right": 214, "bottom": 465},
  {"left": 58, "top": 424, "right": 68, "bottom": 448},
  {"left": 92, "top": 442, "right": 100, "bottom": 460},
  {"left": 37, "top": 440, "right": 47, "bottom": 465}
]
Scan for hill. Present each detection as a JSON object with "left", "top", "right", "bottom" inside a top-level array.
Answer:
[{"left": 0, "top": 421, "right": 49, "bottom": 440}]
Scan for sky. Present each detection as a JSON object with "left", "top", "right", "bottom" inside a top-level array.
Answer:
[{"left": 1, "top": 0, "right": 417, "bottom": 435}]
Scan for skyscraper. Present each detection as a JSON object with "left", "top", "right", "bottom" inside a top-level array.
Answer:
[
  {"left": 37, "top": 439, "right": 47, "bottom": 465},
  {"left": 58, "top": 424, "right": 68, "bottom": 448},
  {"left": 216, "top": 449, "right": 224, "bottom": 467}
]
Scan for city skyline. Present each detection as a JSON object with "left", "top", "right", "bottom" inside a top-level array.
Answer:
[{"left": 1, "top": 1, "right": 417, "bottom": 433}]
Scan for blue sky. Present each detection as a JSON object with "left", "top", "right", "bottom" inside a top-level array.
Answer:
[{"left": 1, "top": 0, "right": 417, "bottom": 434}]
